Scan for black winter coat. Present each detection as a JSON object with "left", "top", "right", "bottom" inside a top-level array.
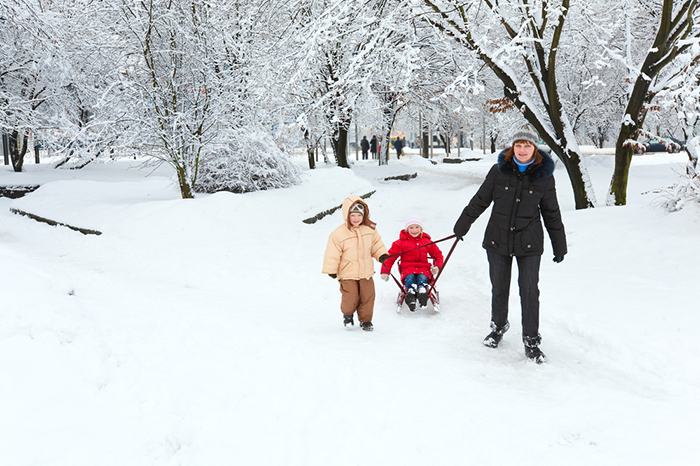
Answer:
[{"left": 454, "top": 149, "right": 567, "bottom": 258}]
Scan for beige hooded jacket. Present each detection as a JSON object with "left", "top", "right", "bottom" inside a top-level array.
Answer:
[{"left": 322, "top": 196, "right": 388, "bottom": 280}]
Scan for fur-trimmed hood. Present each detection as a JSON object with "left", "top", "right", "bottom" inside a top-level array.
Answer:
[{"left": 497, "top": 149, "right": 555, "bottom": 183}]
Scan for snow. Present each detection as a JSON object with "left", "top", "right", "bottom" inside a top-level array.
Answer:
[{"left": 1, "top": 148, "right": 699, "bottom": 465}]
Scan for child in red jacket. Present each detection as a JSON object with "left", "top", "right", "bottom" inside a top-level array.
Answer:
[{"left": 380, "top": 215, "right": 444, "bottom": 311}]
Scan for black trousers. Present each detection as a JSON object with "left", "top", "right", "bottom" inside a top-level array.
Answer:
[{"left": 487, "top": 251, "right": 541, "bottom": 338}]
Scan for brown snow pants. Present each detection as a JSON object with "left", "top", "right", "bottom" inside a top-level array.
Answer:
[{"left": 339, "top": 278, "right": 375, "bottom": 323}]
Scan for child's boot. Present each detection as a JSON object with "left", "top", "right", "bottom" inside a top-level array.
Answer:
[
  {"left": 405, "top": 289, "right": 417, "bottom": 312},
  {"left": 343, "top": 314, "right": 354, "bottom": 327},
  {"left": 417, "top": 285, "right": 429, "bottom": 308},
  {"left": 361, "top": 321, "right": 374, "bottom": 331}
]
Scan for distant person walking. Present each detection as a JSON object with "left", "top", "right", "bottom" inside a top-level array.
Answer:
[
  {"left": 393, "top": 137, "right": 404, "bottom": 159},
  {"left": 361, "top": 136, "right": 370, "bottom": 160},
  {"left": 453, "top": 124, "right": 567, "bottom": 364},
  {"left": 370, "top": 135, "right": 378, "bottom": 160}
]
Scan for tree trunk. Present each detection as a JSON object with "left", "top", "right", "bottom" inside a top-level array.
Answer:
[
  {"left": 380, "top": 130, "right": 392, "bottom": 165},
  {"left": 9, "top": 130, "right": 29, "bottom": 173},
  {"left": 175, "top": 165, "right": 194, "bottom": 199},
  {"left": 608, "top": 64, "right": 654, "bottom": 205},
  {"left": 321, "top": 140, "right": 331, "bottom": 165},
  {"left": 422, "top": 130, "right": 429, "bottom": 158},
  {"left": 548, "top": 145, "right": 593, "bottom": 210},
  {"left": 608, "top": 121, "right": 638, "bottom": 205},
  {"left": 379, "top": 101, "right": 399, "bottom": 166},
  {"left": 440, "top": 133, "right": 451, "bottom": 155},
  {"left": 332, "top": 125, "right": 350, "bottom": 168},
  {"left": 303, "top": 128, "right": 315, "bottom": 169},
  {"left": 685, "top": 137, "right": 698, "bottom": 176},
  {"left": 307, "top": 147, "right": 316, "bottom": 170}
]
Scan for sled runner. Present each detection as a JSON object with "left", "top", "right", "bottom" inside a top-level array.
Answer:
[{"left": 389, "top": 236, "right": 459, "bottom": 314}]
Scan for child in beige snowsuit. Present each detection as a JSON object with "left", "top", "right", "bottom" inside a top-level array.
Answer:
[{"left": 322, "top": 196, "right": 388, "bottom": 331}]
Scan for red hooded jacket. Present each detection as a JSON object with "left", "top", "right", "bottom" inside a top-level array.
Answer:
[{"left": 380, "top": 230, "right": 444, "bottom": 281}]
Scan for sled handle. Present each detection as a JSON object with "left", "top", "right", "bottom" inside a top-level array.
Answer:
[{"left": 426, "top": 238, "right": 459, "bottom": 296}]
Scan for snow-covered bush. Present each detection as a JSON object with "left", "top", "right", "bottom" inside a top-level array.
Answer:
[
  {"left": 653, "top": 138, "right": 700, "bottom": 212},
  {"left": 654, "top": 171, "right": 700, "bottom": 212},
  {"left": 195, "top": 129, "right": 301, "bottom": 194}
]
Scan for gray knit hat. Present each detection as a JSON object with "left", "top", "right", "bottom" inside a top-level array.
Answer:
[
  {"left": 349, "top": 202, "right": 365, "bottom": 215},
  {"left": 511, "top": 124, "right": 539, "bottom": 147}
]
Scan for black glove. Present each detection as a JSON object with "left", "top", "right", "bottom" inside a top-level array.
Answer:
[
  {"left": 379, "top": 254, "right": 389, "bottom": 264},
  {"left": 553, "top": 255, "right": 565, "bottom": 263},
  {"left": 328, "top": 273, "right": 337, "bottom": 279},
  {"left": 455, "top": 234, "right": 464, "bottom": 241}
]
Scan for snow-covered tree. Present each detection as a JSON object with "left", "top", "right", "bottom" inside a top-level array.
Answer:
[
  {"left": 285, "top": 0, "right": 446, "bottom": 167},
  {"left": 365, "top": 11, "right": 482, "bottom": 164},
  {"left": 0, "top": 1, "right": 64, "bottom": 172},
  {"left": 41, "top": 1, "right": 136, "bottom": 169},
  {"left": 657, "top": 37, "right": 700, "bottom": 174},
  {"left": 417, "top": 0, "right": 598, "bottom": 209},
  {"left": 282, "top": 0, "right": 368, "bottom": 169},
  {"left": 365, "top": 17, "right": 419, "bottom": 166},
  {"left": 650, "top": 28, "right": 700, "bottom": 211},
  {"left": 103, "top": 0, "right": 264, "bottom": 198},
  {"left": 605, "top": 0, "right": 700, "bottom": 206}
]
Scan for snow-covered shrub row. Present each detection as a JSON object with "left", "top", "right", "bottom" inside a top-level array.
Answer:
[{"left": 195, "top": 128, "right": 301, "bottom": 194}]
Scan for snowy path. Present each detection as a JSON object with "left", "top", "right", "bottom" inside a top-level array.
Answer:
[{"left": 1, "top": 153, "right": 698, "bottom": 465}]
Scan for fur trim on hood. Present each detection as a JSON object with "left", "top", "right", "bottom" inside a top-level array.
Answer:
[{"left": 497, "top": 149, "right": 555, "bottom": 183}]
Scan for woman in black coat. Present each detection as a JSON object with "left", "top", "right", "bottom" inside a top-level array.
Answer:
[
  {"left": 453, "top": 125, "right": 567, "bottom": 363},
  {"left": 360, "top": 136, "right": 370, "bottom": 160}
]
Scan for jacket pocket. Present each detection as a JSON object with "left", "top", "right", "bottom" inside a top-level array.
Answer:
[
  {"left": 492, "top": 179, "right": 513, "bottom": 203},
  {"left": 519, "top": 221, "right": 543, "bottom": 254},
  {"left": 483, "top": 220, "right": 500, "bottom": 249},
  {"left": 339, "top": 260, "right": 355, "bottom": 277}
]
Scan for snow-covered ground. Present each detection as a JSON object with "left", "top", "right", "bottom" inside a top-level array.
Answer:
[{"left": 1, "top": 148, "right": 698, "bottom": 465}]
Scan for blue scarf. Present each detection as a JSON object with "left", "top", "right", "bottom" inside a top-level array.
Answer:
[{"left": 514, "top": 158, "right": 535, "bottom": 173}]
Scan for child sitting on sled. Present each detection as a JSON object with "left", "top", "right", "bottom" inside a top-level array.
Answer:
[{"left": 380, "top": 215, "right": 444, "bottom": 311}]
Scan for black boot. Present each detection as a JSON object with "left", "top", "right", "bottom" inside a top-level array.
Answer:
[
  {"left": 523, "top": 334, "right": 547, "bottom": 364},
  {"left": 417, "top": 286, "right": 429, "bottom": 308},
  {"left": 483, "top": 321, "right": 510, "bottom": 348},
  {"left": 404, "top": 290, "right": 417, "bottom": 312},
  {"left": 343, "top": 314, "right": 354, "bottom": 327},
  {"left": 361, "top": 321, "right": 374, "bottom": 331}
]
